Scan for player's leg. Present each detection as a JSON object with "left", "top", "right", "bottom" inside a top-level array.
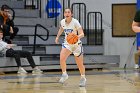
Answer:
[
  {"left": 74, "top": 55, "right": 85, "bottom": 76},
  {"left": 59, "top": 48, "right": 71, "bottom": 83},
  {"left": 134, "top": 52, "right": 140, "bottom": 69},
  {"left": 74, "top": 55, "right": 86, "bottom": 87},
  {"left": 73, "top": 43, "right": 86, "bottom": 87}
]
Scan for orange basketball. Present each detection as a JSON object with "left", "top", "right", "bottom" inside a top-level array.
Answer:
[{"left": 66, "top": 33, "right": 78, "bottom": 44}]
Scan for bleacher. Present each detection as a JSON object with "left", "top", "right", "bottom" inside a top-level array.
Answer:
[{"left": 0, "top": 0, "right": 120, "bottom": 72}]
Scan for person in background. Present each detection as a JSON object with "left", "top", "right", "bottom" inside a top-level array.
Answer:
[
  {"left": 0, "top": 5, "right": 18, "bottom": 44},
  {"left": 0, "top": 28, "right": 42, "bottom": 74},
  {"left": 132, "top": 9, "right": 140, "bottom": 69}
]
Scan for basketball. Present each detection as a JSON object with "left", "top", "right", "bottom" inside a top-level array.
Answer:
[{"left": 66, "top": 33, "right": 78, "bottom": 44}]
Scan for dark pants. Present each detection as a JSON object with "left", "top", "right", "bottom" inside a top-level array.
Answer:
[
  {"left": 2, "top": 25, "right": 19, "bottom": 43},
  {"left": 6, "top": 48, "right": 36, "bottom": 68}
]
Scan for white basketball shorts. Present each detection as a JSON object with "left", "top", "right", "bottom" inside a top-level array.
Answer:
[{"left": 62, "top": 41, "right": 83, "bottom": 57}]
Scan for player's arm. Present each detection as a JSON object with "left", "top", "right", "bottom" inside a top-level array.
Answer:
[
  {"left": 77, "top": 27, "right": 84, "bottom": 39},
  {"left": 132, "top": 21, "right": 140, "bottom": 33},
  {"left": 75, "top": 20, "right": 84, "bottom": 39},
  {"left": 55, "top": 26, "right": 63, "bottom": 44}
]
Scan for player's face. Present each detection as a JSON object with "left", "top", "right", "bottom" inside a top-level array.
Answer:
[
  {"left": 64, "top": 9, "right": 72, "bottom": 18},
  {"left": 0, "top": 32, "right": 3, "bottom": 39}
]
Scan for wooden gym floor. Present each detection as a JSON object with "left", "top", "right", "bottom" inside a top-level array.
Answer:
[{"left": 0, "top": 69, "right": 140, "bottom": 93}]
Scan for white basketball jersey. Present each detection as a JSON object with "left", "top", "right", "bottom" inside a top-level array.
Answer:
[
  {"left": 60, "top": 18, "right": 82, "bottom": 40},
  {"left": 60, "top": 18, "right": 83, "bottom": 56}
]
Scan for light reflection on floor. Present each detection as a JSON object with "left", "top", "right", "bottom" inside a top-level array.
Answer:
[{"left": 0, "top": 69, "right": 139, "bottom": 93}]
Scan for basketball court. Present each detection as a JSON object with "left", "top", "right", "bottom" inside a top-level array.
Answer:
[
  {"left": 0, "top": 0, "right": 140, "bottom": 93},
  {"left": 0, "top": 69, "right": 139, "bottom": 93}
]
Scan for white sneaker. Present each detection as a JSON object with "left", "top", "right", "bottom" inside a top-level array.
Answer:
[
  {"left": 17, "top": 67, "right": 27, "bottom": 74},
  {"left": 79, "top": 78, "right": 86, "bottom": 87},
  {"left": 59, "top": 74, "right": 68, "bottom": 84},
  {"left": 32, "top": 68, "right": 43, "bottom": 74},
  {"left": 134, "top": 64, "right": 139, "bottom": 69}
]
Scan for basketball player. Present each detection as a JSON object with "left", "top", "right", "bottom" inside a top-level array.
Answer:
[
  {"left": 132, "top": 10, "right": 140, "bottom": 69},
  {"left": 55, "top": 8, "right": 86, "bottom": 87},
  {"left": 132, "top": 9, "right": 140, "bottom": 69}
]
